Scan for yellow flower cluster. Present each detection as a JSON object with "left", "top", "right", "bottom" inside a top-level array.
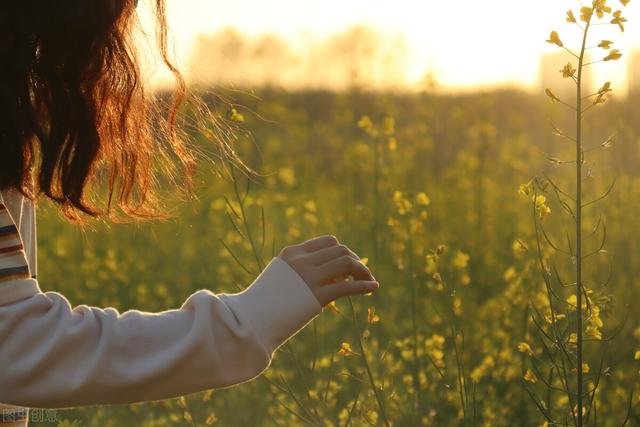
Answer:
[
  {"left": 338, "top": 342, "right": 357, "bottom": 357},
  {"left": 470, "top": 355, "right": 496, "bottom": 383},
  {"left": 586, "top": 305, "right": 604, "bottom": 340},
  {"left": 517, "top": 342, "right": 534, "bottom": 357},
  {"left": 425, "top": 334, "right": 446, "bottom": 369},
  {"left": 393, "top": 191, "right": 412, "bottom": 215},
  {"left": 357, "top": 114, "right": 398, "bottom": 150},
  {"left": 519, "top": 180, "right": 551, "bottom": 220},
  {"left": 524, "top": 369, "right": 538, "bottom": 384}
]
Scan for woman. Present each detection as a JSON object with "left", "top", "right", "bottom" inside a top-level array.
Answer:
[{"left": 0, "top": 0, "right": 379, "bottom": 424}]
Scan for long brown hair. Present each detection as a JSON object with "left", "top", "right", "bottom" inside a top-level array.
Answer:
[{"left": 0, "top": 0, "right": 249, "bottom": 224}]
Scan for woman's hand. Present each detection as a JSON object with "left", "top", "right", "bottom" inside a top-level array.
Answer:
[{"left": 278, "top": 235, "right": 380, "bottom": 307}]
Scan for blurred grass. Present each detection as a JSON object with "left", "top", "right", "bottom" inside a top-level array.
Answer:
[{"left": 35, "top": 88, "right": 640, "bottom": 426}]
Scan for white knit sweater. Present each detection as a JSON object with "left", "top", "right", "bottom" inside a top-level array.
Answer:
[{"left": 0, "top": 188, "right": 323, "bottom": 426}]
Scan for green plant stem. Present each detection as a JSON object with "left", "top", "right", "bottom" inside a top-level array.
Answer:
[
  {"left": 230, "top": 166, "right": 264, "bottom": 271},
  {"left": 347, "top": 296, "right": 391, "bottom": 427},
  {"left": 227, "top": 166, "right": 321, "bottom": 425},
  {"left": 575, "top": 15, "right": 593, "bottom": 427},
  {"left": 449, "top": 299, "right": 467, "bottom": 421},
  {"left": 407, "top": 221, "right": 422, "bottom": 423},
  {"left": 372, "top": 133, "right": 381, "bottom": 267}
]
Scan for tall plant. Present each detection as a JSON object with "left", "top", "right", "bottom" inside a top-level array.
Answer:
[{"left": 521, "top": 1, "right": 631, "bottom": 425}]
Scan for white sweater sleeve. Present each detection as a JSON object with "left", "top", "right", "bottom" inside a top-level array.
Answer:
[{"left": 0, "top": 256, "right": 323, "bottom": 409}]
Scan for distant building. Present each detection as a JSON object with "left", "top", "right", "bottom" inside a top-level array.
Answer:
[{"left": 539, "top": 51, "right": 594, "bottom": 100}]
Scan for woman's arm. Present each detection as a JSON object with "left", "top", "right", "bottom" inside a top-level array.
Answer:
[{"left": 0, "top": 256, "right": 323, "bottom": 409}]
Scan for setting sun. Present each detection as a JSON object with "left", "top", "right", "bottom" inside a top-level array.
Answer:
[{"left": 134, "top": 0, "right": 640, "bottom": 91}]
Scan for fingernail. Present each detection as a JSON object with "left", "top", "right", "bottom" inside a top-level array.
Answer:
[{"left": 367, "top": 281, "right": 380, "bottom": 291}]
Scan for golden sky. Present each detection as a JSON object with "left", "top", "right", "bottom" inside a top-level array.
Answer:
[{"left": 136, "top": 0, "right": 639, "bottom": 91}]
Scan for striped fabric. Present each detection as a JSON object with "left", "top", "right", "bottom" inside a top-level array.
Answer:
[
  {"left": 0, "top": 202, "right": 32, "bottom": 284},
  {"left": 0, "top": 192, "right": 35, "bottom": 426}
]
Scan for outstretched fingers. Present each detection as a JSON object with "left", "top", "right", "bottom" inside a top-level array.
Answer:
[
  {"left": 316, "top": 255, "right": 375, "bottom": 284},
  {"left": 299, "top": 234, "right": 339, "bottom": 252},
  {"left": 278, "top": 235, "right": 381, "bottom": 307},
  {"left": 307, "top": 244, "right": 360, "bottom": 266}
]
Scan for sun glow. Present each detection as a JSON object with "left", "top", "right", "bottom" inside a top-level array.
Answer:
[{"left": 136, "top": 0, "right": 640, "bottom": 92}]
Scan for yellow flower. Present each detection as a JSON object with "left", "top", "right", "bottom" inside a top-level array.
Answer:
[
  {"left": 566, "top": 294, "right": 585, "bottom": 311},
  {"left": 287, "top": 226, "right": 301, "bottom": 239},
  {"left": 572, "top": 405, "right": 587, "bottom": 417},
  {"left": 427, "top": 334, "right": 446, "bottom": 347},
  {"left": 566, "top": 10, "right": 577, "bottom": 23},
  {"left": 303, "top": 212, "right": 319, "bottom": 225},
  {"left": 545, "top": 88, "right": 561, "bottom": 104},
  {"left": 569, "top": 333, "right": 578, "bottom": 346},
  {"left": 360, "top": 257, "right": 369, "bottom": 266},
  {"left": 604, "top": 49, "right": 623, "bottom": 61},
  {"left": 534, "top": 195, "right": 552, "bottom": 219},
  {"left": 409, "top": 218, "right": 423, "bottom": 234},
  {"left": 338, "top": 342, "right": 357, "bottom": 356},
  {"left": 325, "top": 300, "right": 340, "bottom": 314},
  {"left": 382, "top": 116, "right": 395, "bottom": 135},
  {"left": 621, "top": 0, "right": 630, "bottom": 6},
  {"left": 366, "top": 410, "right": 379, "bottom": 425},
  {"left": 611, "top": 10, "right": 627, "bottom": 31},
  {"left": 211, "top": 198, "right": 226, "bottom": 210},
  {"left": 586, "top": 325, "right": 603, "bottom": 340},
  {"left": 593, "top": 0, "right": 612, "bottom": 18},
  {"left": 580, "top": 6, "right": 594, "bottom": 22},
  {"left": 561, "top": 62, "right": 576, "bottom": 78},
  {"left": 178, "top": 396, "right": 187, "bottom": 408},
  {"left": 582, "top": 363, "right": 590, "bottom": 374},
  {"left": 504, "top": 267, "right": 517, "bottom": 282},
  {"left": 518, "top": 181, "right": 532, "bottom": 196},
  {"left": 416, "top": 192, "right": 431, "bottom": 206},
  {"left": 598, "top": 39, "right": 614, "bottom": 49},
  {"left": 393, "top": 191, "right": 413, "bottom": 215},
  {"left": 453, "top": 251, "right": 470, "bottom": 269},
  {"left": 227, "top": 106, "right": 245, "bottom": 122},
  {"left": 367, "top": 307, "right": 381, "bottom": 324},
  {"left": 543, "top": 310, "right": 566, "bottom": 323},
  {"left": 388, "top": 136, "right": 398, "bottom": 151},
  {"left": 518, "top": 342, "right": 534, "bottom": 356},
  {"left": 634, "top": 350, "right": 640, "bottom": 360},
  {"left": 589, "top": 306, "right": 604, "bottom": 328},
  {"left": 278, "top": 167, "right": 296, "bottom": 186},
  {"left": 546, "top": 31, "right": 563, "bottom": 47},
  {"left": 598, "top": 81, "right": 613, "bottom": 95},
  {"left": 513, "top": 239, "right": 529, "bottom": 252},
  {"left": 303, "top": 200, "right": 317, "bottom": 212},
  {"left": 524, "top": 369, "right": 538, "bottom": 383},
  {"left": 539, "top": 207, "right": 551, "bottom": 220},
  {"left": 357, "top": 115, "right": 377, "bottom": 136}
]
